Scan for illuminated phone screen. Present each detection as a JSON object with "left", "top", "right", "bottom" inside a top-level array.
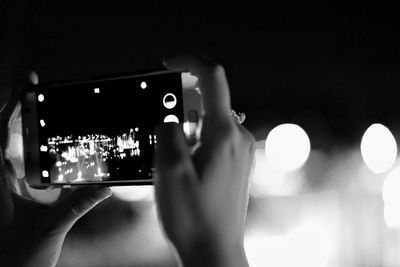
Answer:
[{"left": 35, "top": 72, "right": 183, "bottom": 184}]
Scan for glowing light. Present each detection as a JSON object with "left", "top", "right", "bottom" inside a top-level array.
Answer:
[
  {"left": 361, "top": 123, "right": 397, "bottom": 174},
  {"left": 40, "top": 145, "right": 48, "bottom": 152},
  {"left": 94, "top": 88, "right": 100, "bottom": 94},
  {"left": 135, "top": 127, "right": 139, "bottom": 132},
  {"left": 96, "top": 167, "right": 104, "bottom": 177},
  {"left": 163, "top": 115, "right": 179, "bottom": 124},
  {"left": 163, "top": 93, "right": 177, "bottom": 109},
  {"left": 140, "top": 81, "right": 147, "bottom": 89},
  {"left": 42, "top": 170, "right": 49, "bottom": 177},
  {"left": 72, "top": 171, "right": 85, "bottom": 182},
  {"left": 250, "top": 143, "right": 302, "bottom": 197},
  {"left": 265, "top": 124, "right": 311, "bottom": 172},
  {"left": 56, "top": 161, "right": 62, "bottom": 167},
  {"left": 40, "top": 119, "right": 46, "bottom": 127},
  {"left": 38, "top": 94, "right": 45, "bottom": 102},
  {"left": 383, "top": 166, "right": 400, "bottom": 228},
  {"left": 245, "top": 223, "right": 332, "bottom": 267},
  {"left": 57, "top": 174, "right": 64, "bottom": 181},
  {"left": 112, "top": 186, "right": 154, "bottom": 202}
]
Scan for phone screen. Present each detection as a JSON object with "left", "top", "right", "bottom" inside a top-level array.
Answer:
[{"left": 35, "top": 72, "right": 183, "bottom": 184}]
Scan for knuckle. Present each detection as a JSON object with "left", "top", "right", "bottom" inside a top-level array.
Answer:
[
  {"left": 71, "top": 204, "right": 85, "bottom": 217},
  {"left": 239, "top": 127, "right": 256, "bottom": 152},
  {"left": 214, "top": 120, "right": 236, "bottom": 142}
]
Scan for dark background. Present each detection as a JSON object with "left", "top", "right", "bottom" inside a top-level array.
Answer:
[
  {"left": 2, "top": 2, "right": 400, "bottom": 266},
  {"left": 2, "top": 1, "right": 400, "bottom": 146}
]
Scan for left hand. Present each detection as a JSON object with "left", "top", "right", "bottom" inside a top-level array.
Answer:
[{"left": 0, "top": 73, "right": 112, "bottom": 267}]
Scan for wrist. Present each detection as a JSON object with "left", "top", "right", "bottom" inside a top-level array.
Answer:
[{"left": 177, "top": 238, "right": 249, "bottom": 267}]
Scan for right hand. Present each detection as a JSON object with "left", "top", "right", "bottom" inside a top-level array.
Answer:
[{"left": 155, "top": 54, "right": 255, "bottom": 267}]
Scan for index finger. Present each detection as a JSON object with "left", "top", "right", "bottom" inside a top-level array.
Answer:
[{"left": 163, "top": 53, "right": 231, "bottom": 118}]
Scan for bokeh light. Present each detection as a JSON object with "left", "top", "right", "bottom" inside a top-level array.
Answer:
[
  {"left": 361, "top": 124, "right": 397, "bottom": 174},
  {"left": 245, "top": 223, "right": 332, "bottom": 267},
  {"left": 382, "top": 166, "right": 400, "bottom": 228},
  {"left": 250, "top": 141, "right": 302, "bottom": 197},
  {"left": 265, "top": 124, "right": 311, "bottom": 172}
]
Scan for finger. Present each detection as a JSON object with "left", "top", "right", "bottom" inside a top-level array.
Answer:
[
  {"left": 163, "top": 53, "right": 231, "bottom": 118},
  {"left": 48, "top": 186, "right": 112, "bottom": 233},
  {"left": 154, "top": 123, "right": 197, "bottom": 235},
  {"left": 154, "top": 123, "right": 197, "bottom": 196},
  {"left": 0, "top": 149, "right": 14, "bottom": 228},
  {"left": 0, "top": 71, "right": 38, "bottom": 150}
]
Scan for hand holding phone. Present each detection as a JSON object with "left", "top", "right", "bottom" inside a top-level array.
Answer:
[
  {"left": 155, "top": 54, "right": 255, "bottom": 267},
  {"left": 0, "top": 72, "right": 112, "bottom": 267}
]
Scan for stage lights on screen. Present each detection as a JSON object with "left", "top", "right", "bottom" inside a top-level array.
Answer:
[
  {"left": 265, "top": 124, "right": 311, "bottom": 172},
  {"left": 361, "top": 123, "right": 397, "bottom": 174},
  {"left": 140, "top": 81, "right": 147, "bottom": 89}
]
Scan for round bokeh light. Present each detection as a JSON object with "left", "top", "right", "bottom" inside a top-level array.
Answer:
[
  {"left": 265, "top": 124, "right": 311, "bottom": 172},
  {"left": 361, "top": 123, "right": 397, "bottom": 174}
]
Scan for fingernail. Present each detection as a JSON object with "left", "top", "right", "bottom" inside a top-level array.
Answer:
[{"left": 29, "top": 71, "right": 39, "bottom": 85}]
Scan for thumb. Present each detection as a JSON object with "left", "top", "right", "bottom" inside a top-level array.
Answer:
[
  {"left": 154, "top": 123, "right": 197, "bottom": 218},
  {"left": 154, "top": 123, "right": 197, "bottom": 190},
  {"left": 49, "top": 186, "right": 112, "bottom": 233}
]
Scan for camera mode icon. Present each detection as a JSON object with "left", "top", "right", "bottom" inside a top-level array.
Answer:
[{"left": 163, "top": 93, "right": 177, "bottom": 109}]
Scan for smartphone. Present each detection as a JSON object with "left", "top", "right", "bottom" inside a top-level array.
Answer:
[{"left": 22, "top": 70, "right": 201, "bottom": 189}]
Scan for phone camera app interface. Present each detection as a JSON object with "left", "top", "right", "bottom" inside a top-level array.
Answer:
[{"left": 36, "top": 72, "right": 183, "bottom": 184}]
